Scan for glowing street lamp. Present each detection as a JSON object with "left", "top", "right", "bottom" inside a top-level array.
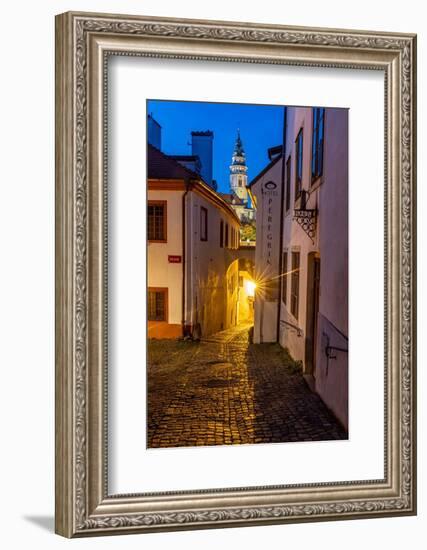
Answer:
[{"left": 245, "top": 279, "right": 256, "bottom": 298}]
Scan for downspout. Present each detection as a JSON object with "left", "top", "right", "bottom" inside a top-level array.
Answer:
[
  {"left": 276, "top": 106, "right": 287, "bottom": 343},
  {"left": 182, "top": 180, "right": 190, "bottom": 337},
  {"left": 259, "top": 183, "right": 266, "bottom": 344}
]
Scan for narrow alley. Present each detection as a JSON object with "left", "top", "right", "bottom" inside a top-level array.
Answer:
[{"left": 147, "top": 323, "right": 347, "bottom": 448}]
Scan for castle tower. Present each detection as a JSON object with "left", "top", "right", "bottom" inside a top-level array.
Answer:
[{"left": 230, "top": 130, "right": 248, "bottom": 203}]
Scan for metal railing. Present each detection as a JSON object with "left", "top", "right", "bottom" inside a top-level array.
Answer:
[{"left": 280, "top": 319, "right": 303, "bottom": 337}]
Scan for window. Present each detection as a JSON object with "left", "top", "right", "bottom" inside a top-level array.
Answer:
[
  {"left": 295, "top": 129, "right": 303, "bottom": 200},
  {"left": 148, "top": 201, "right": 167, "bottom": 241},
  {"left": 225, "top": 223, "right": 229, "bottom": 248},
  {"left": 148, "top": 288, "right": 167, "bottom": 321},
  {"left": 200, "top": 206, "right": 208, "bottom": 241},
  {"left": 285, "top": 156, "right": 291, "bottom": 212},
  {"left": 282, "top": 251, "right": 288, "bottom": 304},
  {"left": 290, "top": 251, "right": 300, "bottom": 319},
  {"left": 220, "top": 220, "right": 224, "bottom": 248},
  {"left": 312, "top": 107, "right": 325, "bottom": 181}
]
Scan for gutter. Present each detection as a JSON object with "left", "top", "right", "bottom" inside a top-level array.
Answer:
[
  {"left": 276, "top": 106, "right": 287, "bottom": 343},
  {"left": 247, "top": 186, "right": 257, "bottom": 210},
  {"left": 182, "top": 180, "right": 190, "bottom": 336},
  {"left": 192, "top": 178, "right": 241, "bottom": 225}
]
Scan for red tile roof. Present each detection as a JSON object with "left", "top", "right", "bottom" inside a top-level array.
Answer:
[
  {"left": 147, "top": 145, "right": 240, "bottom": 224},
  {"left": 219, "top": 192, "right": 246, "bottom": 205}
]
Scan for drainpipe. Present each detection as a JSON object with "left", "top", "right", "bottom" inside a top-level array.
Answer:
[
  {"left": 259, "top": 186, "right": 264, "bottom": 344},
  {"left": 276, "top": 106, "right": 287, "bottom": 343},
  {"left": 182, "top": 180, "right": 190, "bottom": 337}
]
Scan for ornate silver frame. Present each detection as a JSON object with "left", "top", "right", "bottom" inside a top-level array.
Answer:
[{"left": 55, "top": 11, "right": 417, "bottom": 537}]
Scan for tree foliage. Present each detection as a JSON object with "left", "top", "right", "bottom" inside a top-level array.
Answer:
[{"left": 240, "top": 221, "right": 256, "bottom": 242}]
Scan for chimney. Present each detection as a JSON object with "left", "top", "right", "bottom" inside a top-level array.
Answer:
[
  {"left": 191, "top": 131, "right": 213, "bottom": 187},
  {"left": 147, "top": 114, "right": 162, "bottom": 150}
]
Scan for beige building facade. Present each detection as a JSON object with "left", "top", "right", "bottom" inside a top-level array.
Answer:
[{"left": 147, "top": 145, "right": 242, "bottom": 340}]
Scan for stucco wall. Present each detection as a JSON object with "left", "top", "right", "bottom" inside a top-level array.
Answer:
[
  {"left": 279, "top": 107, "right": 319, "bottom": 365},
  {"left": 316, "top": 109, "right": 349, "bottom": 336},
  {"left": 278, "top": 107, "right": 349, "bottom": 429},
  {"left": 251, "top": 159, "right": 283, "bottom": 343},
  {"left": 185, "top": 190, "right": 241, "bottom": 338},
  {"left": 315, "top": 313, "right": 349, "bottom": 428},
  {"left": 147, "top": 189, "right": 184, "bottom": 329},
  {"left": 314, "top": 108, "right": 349, "bottom": 429}
]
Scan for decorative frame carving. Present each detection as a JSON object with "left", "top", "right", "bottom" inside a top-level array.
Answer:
[{"left": 55, "top": 11, "right": 416, "bottom": 537}]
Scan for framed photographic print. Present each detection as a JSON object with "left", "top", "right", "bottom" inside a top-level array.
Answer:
[{"left": 55, "top": 11, "right": 417, "bottom": 537}]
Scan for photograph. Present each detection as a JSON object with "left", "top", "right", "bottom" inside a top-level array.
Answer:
[
  {"left": 53, "top": 9, "right": 416, "bottom": 538},
  {"left": 147, "top": 99, "right": 349, "bottom": 449}
]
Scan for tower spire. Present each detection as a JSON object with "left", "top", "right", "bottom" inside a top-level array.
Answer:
[
  {"left": 233, "top": 129, "right": 245, "bottom": 159},
  {"left": 229, "top": 129, "right": 248, "bottom": 203}
]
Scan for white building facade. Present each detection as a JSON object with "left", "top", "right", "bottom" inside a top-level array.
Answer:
[
  {"left": 250, "top": 107, "right": 349, "bottom": 429},
  {"left": 248, "top": 155, "right": 283, "bottom": 344}
]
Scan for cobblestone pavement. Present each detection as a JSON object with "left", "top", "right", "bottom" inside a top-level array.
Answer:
[{"left": 147, "top": 323, "right": 347, "bottom": 448}]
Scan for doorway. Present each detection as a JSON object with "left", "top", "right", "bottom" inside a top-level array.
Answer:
[{"left": 305, "top": 253, "right": 321, "bottom": 377}]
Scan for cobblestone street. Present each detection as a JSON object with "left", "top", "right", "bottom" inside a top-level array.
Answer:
[{"left": 147, "top": 323, "right": 347, "bottom": 448}]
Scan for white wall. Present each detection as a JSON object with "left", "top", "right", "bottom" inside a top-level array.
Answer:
[
  {"left": 0, "top": 1, "right": 425, "bottom": 549},
  {"left": 317, "top": 109, "right": 349, "bottom": 336},
  {"left": 278, "top": 106, "right": 349, "bottom": 428},
  {"left": 315, "top": 108, "right": 349, "bottom": 427},
  {"left": 148, "top": 189, "right": 184, "bottom": 324},
  {"left": 252, "top": 159, "right": 283, "bottom": 342},
  {"left": 279, "top": 107, "right": 317, "bottom": 361}
]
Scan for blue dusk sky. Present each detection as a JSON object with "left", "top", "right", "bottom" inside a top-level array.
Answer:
[{"left": 147, "top": 99, "right": 285, "bottom": 193}]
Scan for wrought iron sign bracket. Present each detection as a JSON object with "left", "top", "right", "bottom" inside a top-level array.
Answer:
[{"left": 293, "top": 208, "right": 318, "bottom": 243}]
